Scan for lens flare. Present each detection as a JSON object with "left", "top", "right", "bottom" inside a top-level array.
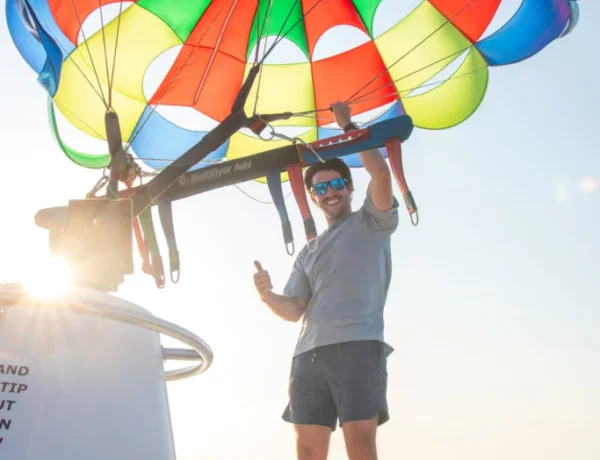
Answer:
[
  {"left": 22, "top": 256, "right": 74, "bottom": 299},
  {"left": 578, "top": 177, "right": 597, "bottom": 194}
]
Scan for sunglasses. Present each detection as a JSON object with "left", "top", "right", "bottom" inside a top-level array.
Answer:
[{"left": 311, "top": 178, "right": 348, "bottom": 196}]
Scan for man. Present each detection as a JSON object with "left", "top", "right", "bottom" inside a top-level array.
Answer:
[{"left": 253, "top": 101, "right": 399, "bottom": 460}]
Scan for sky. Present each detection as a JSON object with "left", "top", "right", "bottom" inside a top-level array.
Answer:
[{"left": 0, "top": 1, "right": 599, "bottom": 460}]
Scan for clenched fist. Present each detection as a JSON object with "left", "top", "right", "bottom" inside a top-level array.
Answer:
[{"left": 253, "top": 260, "right": 273, "bottom": 300}]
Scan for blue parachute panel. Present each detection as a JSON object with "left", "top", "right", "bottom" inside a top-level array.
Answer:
[
  {"left": 476, "top": 0, "right": 570, "bottom": 66},
  {"left": 6, "top": 0, "right": 45, "bottom": 73},
  {"left": 130, "top": 106, "right": 229, "bottom": 172},
  {"left": 7, "top": 0, "right": 74, "bottom": 95}
]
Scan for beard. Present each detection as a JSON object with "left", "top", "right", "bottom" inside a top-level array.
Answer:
[{"left": 321, "top": 194, "right": 352, "bottom": 221}]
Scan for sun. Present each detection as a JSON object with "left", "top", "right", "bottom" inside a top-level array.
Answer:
[{"left": 20, "top": 255, "right": 74, "bottom": 299}]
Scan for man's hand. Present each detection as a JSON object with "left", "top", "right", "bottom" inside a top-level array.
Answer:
[
  {"left": 330, "top": 102, "right": 393, "bottom": 211},
  {"left": 330, "top": 101, "right": 352, "bottom": 129},
  {"left": 253, "top": 260, "right": 308, "bottom": 322},
  {"left": 253, "top": 261, "right": 273, "bottom": 300}
]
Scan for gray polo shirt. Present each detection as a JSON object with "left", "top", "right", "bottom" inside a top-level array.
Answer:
[{"left": 284, "top": 195, "right": 399, "bottom": 357}]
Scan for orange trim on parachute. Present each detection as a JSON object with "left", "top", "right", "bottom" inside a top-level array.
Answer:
[{"left": 429, "top": 0, "right": 502, "bottom": 43}]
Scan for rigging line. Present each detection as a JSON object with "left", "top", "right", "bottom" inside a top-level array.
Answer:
[
  {"left": 343, "top": 0, "right": 480, "bottom": 105},
  {"left": 260, "top": 0, "right": 327, "bottom": 65},
  {"left": 31, "top": 12, "right": 108, "bottom": 104},
  {"left": 122, "top": 0, "right": 232, "bottom": 155},
  {"left": 347, "top": 65, "right": 488, "bottom": 107},
  {"left": 253, "top": 0, "right": 274, "bottom": 114},
  {"left": 107, "top": 1, "right": 126, "bottom": 106},
  {"left": 97, "top": 0, "right": 111, "bottom": 107},
  {"left": 253, "top": 0, "right": 273, "bottom": 63},
  {"left": 346, "top": 1, "right": 564, "bottom": 107},
  {"left": 68, "top": 0, "right": 109, "bottom": 107},
  {"left": 347, "top": 46, "right": 472, "bottom": 105},
  {"left": 272, "top": 0, "right": 300, "bottom": 40},
  {"left": 233, "top": 182, "right": 293, "bottom": 205},
  {"left": 54, "top": 100, "right": 107, "bottom": 140},
  {"left": 193, "top": 0, "right": 241, "bottom": 105}
]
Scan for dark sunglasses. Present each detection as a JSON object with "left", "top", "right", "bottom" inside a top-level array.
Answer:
[{"left": 311, "top": 178, "right": 348, "bottom": 196}]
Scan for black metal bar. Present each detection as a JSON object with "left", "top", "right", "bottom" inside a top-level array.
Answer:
[
  {"left": 130, "top": 108, "right": 249, "bottom": 217},
  {"left": 165, "top": 144, "right": 299, "bottom": 202},
  {"left": 159, "top": 114, "right": 414, "bottom": 202}
]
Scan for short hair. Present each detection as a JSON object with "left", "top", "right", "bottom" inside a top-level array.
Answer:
[{"left": 303, "top": 158, "right": 353, "bottom": 190}]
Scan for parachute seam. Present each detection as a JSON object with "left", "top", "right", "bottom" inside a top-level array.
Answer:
[{"left": 122, "top": 0, "right": 233, "bottom": 156}]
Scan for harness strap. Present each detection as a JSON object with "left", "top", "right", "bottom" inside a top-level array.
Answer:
[
  {"left": 287, "top": 164, "right": 318, "bottom": 251},
  {"left": 385, "top": 138, "right": 418, "bottom": 226},
  {"left": 138, "top": 207, "right": 165, "bottom": 288},
  {"left": 266, "top": 171, "right": 294, "bottom": 255},
  {"left": 158, "top": 199, "right": 180, "bottom": 283}
]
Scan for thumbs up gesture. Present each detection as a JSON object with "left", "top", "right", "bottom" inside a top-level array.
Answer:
[{"left": 253, "top": 261, "right": 273, "bottom": 300}]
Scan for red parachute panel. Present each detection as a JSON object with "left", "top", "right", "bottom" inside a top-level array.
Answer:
[
  {"left": 302, "top": 0, "right": 369, "bottom": 59},
  {"left": 429, "top": 0, "right": 502, "bottom": 42},
  {"left": 311, "top": 42, "right": 398, "bottom": 127},
  {"left": 149, "top": 0, "right": 258, "bottom": 123},
  {"left": 48, "top": 0, "right": 126, "bottom": 45}
]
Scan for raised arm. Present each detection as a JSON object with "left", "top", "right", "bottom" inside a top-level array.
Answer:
[{"left": 330, "top": 101, "right": 393, "bottom": 211}]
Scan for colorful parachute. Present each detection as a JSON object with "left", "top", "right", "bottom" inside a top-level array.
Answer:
[
  {"left": 6, "top": 0, "right": 580, "bottom": 171},
  {"left": 5, "top": 0, "right": 581, "bottom": 289}
]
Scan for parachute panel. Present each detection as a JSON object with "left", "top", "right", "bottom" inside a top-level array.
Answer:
[
  {"left": 53, "top": 51, "right": 146, "bottom": 140},
  {"left": 137, "top": 0, "right": 213, "bottom": 42},
  {"left": 248, "top": 0, "right": 309, "bottom": 62},
  {"left": 402, "top": 47, "right": 488, "bottom": 130},
  {"left": 130, "top": 106, "right": 229, "bottom": 172},
  {"left": 148, "top": 0, "right": 258, "bottom": 122},
  {"left": 476, "top": 0, "right": 571, "bottom": 66},
  {"left": 429, "top": 0, "right": 502, "bottom": 43},
  {"left": 374, "top": 1, "right": 473, "bottom": 96},
  {"left": 73, "top": 4, "right": 181, "bottom": 103},
  {"left": 242, "top": 62, "right": 317, "bottom": 128},
  {"left": 311, "top": 41, "right": 400, "bottom": 126},
  {"left": 48, "top": 0, "right": 122, "bottom": 44}
]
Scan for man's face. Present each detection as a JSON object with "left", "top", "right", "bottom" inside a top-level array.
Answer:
[{"left": 309, "top": 170, "right": 353, "bottom": 221}]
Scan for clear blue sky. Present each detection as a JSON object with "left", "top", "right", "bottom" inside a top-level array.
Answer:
[{"left": 0, "top": 1, "right": 598, "bottom": 459}]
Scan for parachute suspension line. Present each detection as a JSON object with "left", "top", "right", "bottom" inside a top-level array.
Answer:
[
  {"left": 257, "top": 0, "right": 300, "bottom": 65},
  {"left": 68, "top": 0, "right": 109, "bottom": 108},
  {"left": 252, "top": 0, "right": 274, "bottom": 115},
  {"left": 30, "top": 12, "right": 108, "bottom": 106},
  {"left": 123, "top": 0, "right": 231, "bottom": 156},
  {"left": 386, "top": 138, "right": 418, "bottom": 226},
  {"left": 345, "top": 0, "right": 562, "bottom": 108},
  {"left": 347, "top": 45, "right": 473, "bottom": 106},
  {"left": 347, "top": 0, "right": 562, "bottom": 107},
  {"left": 349, "top": 61, "right": 488, "bottom": 108},
  {"left": 55, "top": 100, "right": 107, "bottom": 140},
  {"left": 97, "top": 0, "right": 112, "bottom": 107},
  {"left": 193, "top": 0, "right": 241, "bottom": 105},
  {"left": 259, "top": 0, "right": 326, "bottom": 66},
  {"left": 343, "top": 0, "right": 480, "bottom": 106},
  {"left": 97, "top": 0, "right": 125, "bottom": 109}
]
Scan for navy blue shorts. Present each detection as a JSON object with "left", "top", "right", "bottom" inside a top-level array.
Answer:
[{"left": 282, "top": 340, "right": 389, "bottom": 431}]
